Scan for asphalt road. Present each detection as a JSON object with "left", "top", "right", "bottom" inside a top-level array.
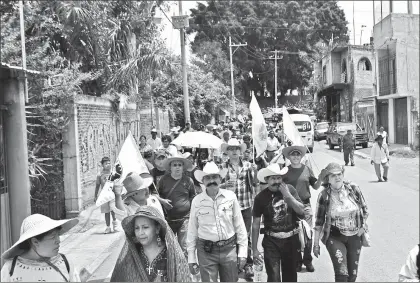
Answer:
[{"left": 89, "top": 141, "right": 419, "bottom": 282}]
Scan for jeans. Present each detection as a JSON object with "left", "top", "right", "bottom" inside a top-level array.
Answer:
[
  {"left": 197, "top": 239, "right": 238, "bottom": 282},
  {"left": 298, "top": 203, "right": 313, "bottom": 267},
  {"left": 374, "top": 162, "right": 389, "bottom": 179},
  {"left": 343, "top": 148, "right": 354, "bottom": 165},
  {"left": 241, "top": 208, "right": 253, "bottom": 265},
  {"left": 262, "top": 234, "right": 299, "bottom": 282},
  {"left": 167, "top": 218, "right": 189, "bottom": 257},
  {"left": 326, "top": 233, "right": 362, "bottom": 282}
]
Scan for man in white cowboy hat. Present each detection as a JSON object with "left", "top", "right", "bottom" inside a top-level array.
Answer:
[
  {"left": 1, "top": 214, "right": 80, "bottom": 282},
  {"left": 252, "top": 164, "right": 305, "bottom": 282},
  {"left": 187, "top": 162, "right": 248, "bottom": 282},
  {"left": 156, "top": 153, "right": 196, "bottom": 256},
  {"left": 282, "top": 145, "right": 326, "bottom": 273},
  {"left": 148, "top": 128, "right": 162, "bottom": 151},
  {"left": 220, "top": 138, "right": 257, "bottom": 279},
  {"left": 113, "top": 172, "right": 164, "bottom": 217}
]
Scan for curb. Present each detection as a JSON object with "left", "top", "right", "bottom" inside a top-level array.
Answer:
[{"left": 80, "top": 232, "right": 125, "bottom": 282}]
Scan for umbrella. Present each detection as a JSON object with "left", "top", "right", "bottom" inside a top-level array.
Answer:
[{"left": 172, "top": 131, "right": 223, "bottom": 149}]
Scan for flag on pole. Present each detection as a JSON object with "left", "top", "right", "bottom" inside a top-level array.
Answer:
[
  {"left": 282, "top": 106, "right": 305, "bottom": 146},
  {"left": 96, "top": 131, "right": 151, "bottom": 207},
  {"left": 250, "top": 94, "right": 267, "bottom": 157}
]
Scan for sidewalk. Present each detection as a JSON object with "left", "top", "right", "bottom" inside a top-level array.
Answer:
[
  {"left": 354, "top": 143, "right": 419, "bottom": 159},
  {"left": 59, "top": 205, "right": 124, "bottom": 282}
]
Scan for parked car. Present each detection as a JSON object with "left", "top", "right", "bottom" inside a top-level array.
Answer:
[
  {"left": 314, "top": 122, "right": 329, "bottom": 141},
  {"left": 326, "top": 122, "right": 369, "bottom": 150}
]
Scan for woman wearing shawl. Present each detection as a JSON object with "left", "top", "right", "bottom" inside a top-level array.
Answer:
[{"left": 111, "top": 206, "right": 190, "bottom": 282}]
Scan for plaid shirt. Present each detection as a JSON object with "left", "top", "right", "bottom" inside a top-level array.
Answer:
[
  {"left": 314, "top": 181, "right": 369, "bottom": 245},
  {"left": 220, "top": 159, "right": 257, "bottom": 210}
]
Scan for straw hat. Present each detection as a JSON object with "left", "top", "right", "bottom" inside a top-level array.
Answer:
[
  {"left": 162, "top": 153, "right": 193, "bottom": 172},
  {"left": 221, "top": 138, "right": 247, "bottom": 154},
  {"left": 122, "top": 172, "right": 154, "bottom": 200},
  {"left": 321, "top": 162, "right": 345, "bottom": 184},
  {"left": 122, "top": 206, "right": 168, "bottom": 237},
  {"left": 257, "top": 163, "right": 289, "bottom": 183},
  {"left": 283, "top": 145, "right": 307, "bottom": 159},
  {"left": 194, "top": 162, "right": 228, "bottom": 183},
  {"left": 1, "top": 214, "right": 79, "bottom": 259},
  {"left": 151, "top": 128, "right": 158, "bottom": 133}
]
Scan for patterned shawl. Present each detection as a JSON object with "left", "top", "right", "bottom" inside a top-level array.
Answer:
[{"left": 110, "top": 207, "right": 190, "bottom": 282}]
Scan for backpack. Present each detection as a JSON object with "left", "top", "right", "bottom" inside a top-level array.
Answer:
[{"left": 9, "top": 253, "right": 70, "bottom": 277}]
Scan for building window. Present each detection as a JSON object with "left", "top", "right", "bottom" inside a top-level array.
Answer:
[
  {"left": 341, "top": 59, "right": 347, "bottom": 83},
  {"left": 358, "top": 58, "right": 372, "bottom": 71},
  {"left": 379, "top": 55, "right": 397, "bottom": 95},
  {"left": 322, "top": 65, "right": 327, "bottom": 85}
]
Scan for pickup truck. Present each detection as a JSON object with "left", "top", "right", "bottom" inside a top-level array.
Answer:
[{"left": 326, "top": 122, "right": 369, "bottom": 150}]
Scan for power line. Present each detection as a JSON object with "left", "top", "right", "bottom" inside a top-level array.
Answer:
[{"left": 195, "top": 23, "right": 341, "bottom": 31}]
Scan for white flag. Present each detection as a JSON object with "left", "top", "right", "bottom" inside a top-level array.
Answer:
[
  {"left": 95, "top": 181, "right": 115, "bottom": 207},
  {"left": 250, "top": 94, "right": 267, "bottom": 157},
  {"left": 282, "top": 106, "right": 305, "bottom": 146},
  {"left": 118, "top": 131, "right": 150, "bottom": 181}
]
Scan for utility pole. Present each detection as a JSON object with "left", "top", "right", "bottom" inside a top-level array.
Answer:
[
  {"left": 229, "top": 36, "right": 247, "bottom": 118},
  {"left": 353, "top": 1, "right": 356, "bottom": 45},
  {"left": 19, "top": 0, "right": 28, "bottom": 102},
  {"left": 179, "top": 1, "right": 190, "bottom": 124},
  {"left": 270, "top": 50, "right": 280, "bottom": 110}
]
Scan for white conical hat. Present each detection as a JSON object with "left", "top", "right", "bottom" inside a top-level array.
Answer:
[
  {"left": 1, "top": 214, "right": 79, "bottom": 259},
  {"left": 194, "top": 162, "right": 228, "bottom": 183}
]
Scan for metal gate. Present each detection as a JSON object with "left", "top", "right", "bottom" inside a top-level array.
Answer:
[{"left": 395, "top": 98, "right": 408, "bottom": 144}]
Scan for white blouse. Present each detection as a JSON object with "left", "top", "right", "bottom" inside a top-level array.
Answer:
[{"left": 0, "top": 254, "right": 80, "bottom": 282}]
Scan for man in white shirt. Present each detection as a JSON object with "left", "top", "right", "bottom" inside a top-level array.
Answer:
[
  {"left": 148, "top": 128, "right": 162, "bottom": 151},
  {"left": 377, "top": 126, "right": 389, "bottom": 146},
  {"left": 266, "top": 130, "right": 280, "bottom": 162},
  {"left": 187, "top": 162, "right": 248, "bottom": 282},
  {"left": 370, "top": 135, "right": 390, "bottom": 182}
]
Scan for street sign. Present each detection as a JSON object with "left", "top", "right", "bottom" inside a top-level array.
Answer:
[{"left": 172, "top": 15, "right": 189, "bottom": 29}]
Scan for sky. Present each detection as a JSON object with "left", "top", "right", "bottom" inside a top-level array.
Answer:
[{"left": 157, "top": 1, "right": 420, "bottom": 56}]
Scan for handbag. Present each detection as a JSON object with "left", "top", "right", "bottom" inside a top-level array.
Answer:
[{"left": 361, "top": 231, "right": 371, "bottom": 247}]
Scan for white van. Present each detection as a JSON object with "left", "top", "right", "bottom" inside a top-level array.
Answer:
[{"left": 289, "top": 114, "right": 314, "bottom": 153}]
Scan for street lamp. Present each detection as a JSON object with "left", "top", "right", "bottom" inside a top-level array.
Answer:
[{"left": 360, "top": 25, "right": 367, "bottom": 45}]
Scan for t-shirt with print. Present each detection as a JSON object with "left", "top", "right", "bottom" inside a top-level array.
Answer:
[
  {"left": 157, "top": 174, "right": 195, "bottom": 220},
  {"left": 252, "top": 185, "right": 302, "bottom": 233},
  {"left": 283, "top": 165, "right": 317, "bottom": 203}
]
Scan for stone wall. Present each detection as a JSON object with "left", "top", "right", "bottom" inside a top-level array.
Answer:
[{"left": 63, "top": 95, "right": 169, "bottom": 214}]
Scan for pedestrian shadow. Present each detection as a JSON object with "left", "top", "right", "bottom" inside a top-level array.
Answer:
[{"left": 367, "top": 180, "right": 381, "bottom": 183}]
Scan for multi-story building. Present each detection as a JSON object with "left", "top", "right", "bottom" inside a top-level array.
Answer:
[
  {"left": 373, "top": 13, "right": 419, "bottom": 146},
  {"left": 314, "top": 44, "right": 377, "bottom": 140}
]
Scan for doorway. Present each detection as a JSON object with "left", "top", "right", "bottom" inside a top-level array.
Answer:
[
  {"left": 394, "top": 98, "right": 408, "bottom": 144},
  {"left": 377, "top": 100, "right": 389, "bottom": 131}
]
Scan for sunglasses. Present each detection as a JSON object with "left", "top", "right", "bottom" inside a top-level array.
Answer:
[
  {"left": 171, "top": 163, "right": 183, "bottom": 167},
  {"left": 227, "top": 146, "right": 240, "bottom": 151}
]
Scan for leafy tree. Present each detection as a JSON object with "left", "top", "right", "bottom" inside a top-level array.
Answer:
[{"left": 187, "top": 0, "right": 349, "bottom": 104}]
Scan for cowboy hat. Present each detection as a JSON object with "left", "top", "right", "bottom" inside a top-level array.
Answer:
[
  {"left": 320, "top": 162, "right": 345, "bottom": 184},
  {"left": 151, "top": 128, "right": 158, "bottom": 133},
  {"left": 170, "top": 126, "right": 181, "bottom": 132},
  {"left": 257, "top": 163, "right": 289, "bottom": 183},
  {"left": 162, "top": 153, "right": 193, "bottom": 172},
  {"left": 194, "top": 162, "right": 228, "bottom": 183},
  {"left": 1, "top": 214, "right": 79, "bottom": 259},
  {"left": 122, "top": 206, "right": 168, "bottom": 237},
  {"left": 221, "top": 138, "right": 247, "bottom": 154},
  {"left": 122, "top": 172, "right": 154, "bottom": 200},
  {"left": 374, "top": 134, "right": 384, "bottom": 141},
  {"left": 283, "top": 145, "right": 307, "bottom": 159}
]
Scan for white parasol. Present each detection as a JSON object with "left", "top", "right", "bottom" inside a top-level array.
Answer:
[{"left": 172, "top": 131, "right": 223, "bottom": 149}]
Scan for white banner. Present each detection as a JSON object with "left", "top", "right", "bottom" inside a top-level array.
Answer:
[
  {"left": 95, "top": 181, "right": 115, "bottom": 207},
  {"left": 250, "top": 94, "right": 267, "bottom": 157},
  {"left": 282, "top": 106, "right": 305, "bottom": 146},
  {"left": 118, "top": 131, "right": 150, "bottom": 180}
]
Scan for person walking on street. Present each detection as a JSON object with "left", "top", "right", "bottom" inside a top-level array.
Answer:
[
  {"left": 398, "top": 244, "right": 420, "bottom": 282},
  {"left": 1, "top": 214, "right": 80, "bottom": 282},
  {"left": 94, "top": 156, "right": 119, "bottom": 234},
  {"left": 282, "top": 146, "right": 325, "bottom": 273},
  {"left": 187, "top": 162, "right": 248, "bottom": 282},
  {"left": 111, "top": 206, "right": 190, "bottom": 282},
  {"left": 220, "top": 138, "right": 257, "bottom": 279},
  {"left": 266, "top": 130, "right": 281, "bottom": 163},
  {"left": 252, "top": 164, "right": 305, "bottom": 282},
  {"left": 377, "top": 126, "right": 389, "bottom": 146},
  {"left": 370, "top": 135, "right": 390, "bottom": 182},
  {"left": 342, "top": 130, "right": 356, "bottom": 166},
  {"left": 148, "top": 129, "right": 162, "bottom": 151},
  {"left": 157, "top": 154, "right": 196, "bottom": 257},
  {"left": 313, "top": 163, "right": 370, "bottom": 282}
]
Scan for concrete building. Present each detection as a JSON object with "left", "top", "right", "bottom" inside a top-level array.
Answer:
[
  {"left": 373, "top": 13, "right": 419, "bottom": 146},
  {"left": 314, "top": 44, "right": 377, "bottom": 140}
]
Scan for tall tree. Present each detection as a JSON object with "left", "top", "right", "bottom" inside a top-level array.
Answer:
[{"left": 187, "top": 0, "right": 349, "bottom": 103}]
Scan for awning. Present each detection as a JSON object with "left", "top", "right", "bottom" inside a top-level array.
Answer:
[{"left": 317, "top": 83, "right": 348, "bottom": 97}]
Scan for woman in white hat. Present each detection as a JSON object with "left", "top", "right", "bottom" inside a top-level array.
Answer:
[{"left": 1, "top": 214, "right": 80, "bottom": 282}]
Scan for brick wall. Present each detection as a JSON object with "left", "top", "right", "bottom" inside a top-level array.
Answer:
[{"left": 63, "top": 95, "right": 169, "bottom": 213}]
